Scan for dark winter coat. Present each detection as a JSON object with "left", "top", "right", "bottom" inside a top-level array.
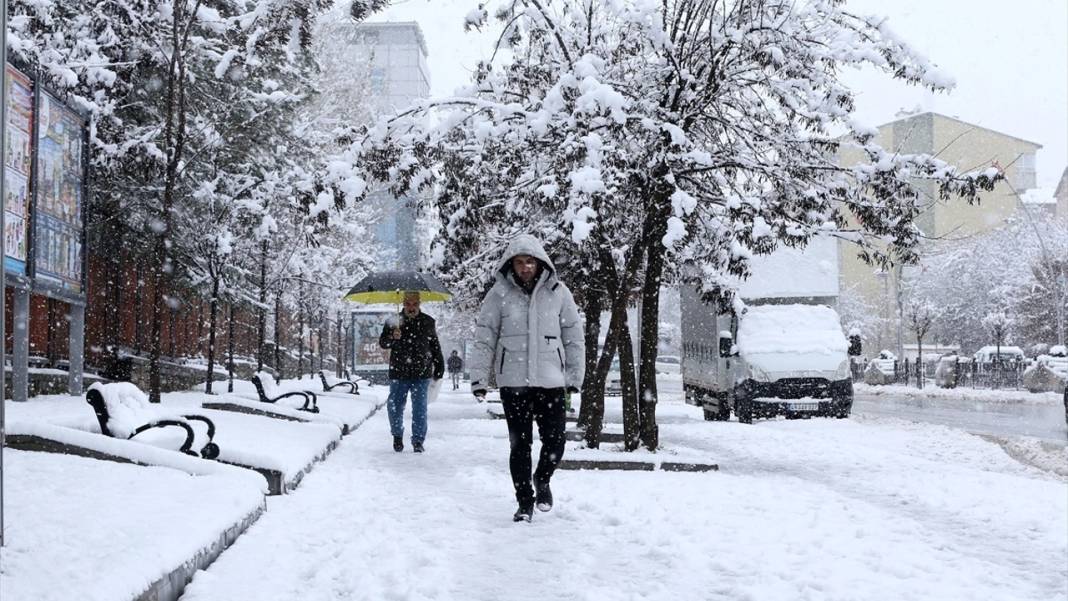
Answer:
[
  {"left": 379, "top": 312, "right": 445, "bottom": 381},
  {"left": 447, "top": 355, "right": 463, "bottom": 373},
  {"left": 469, "top": 234, "right": 585, "bottom": 392}
]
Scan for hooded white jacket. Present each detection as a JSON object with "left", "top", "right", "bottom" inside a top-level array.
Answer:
[{"left": 469, "top": 235, "right": 585, "bottom": 392}]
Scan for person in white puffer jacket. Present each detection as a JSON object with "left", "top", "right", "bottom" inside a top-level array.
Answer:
[{"left": 470, "top": 234, "right": 585, "bottom": 522}]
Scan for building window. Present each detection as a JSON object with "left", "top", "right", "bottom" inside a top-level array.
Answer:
[
  {"left": 369, "top": 67, "right": 386, "bottom": 93},
  {"left": 1015, "top": 152, "right": 1036, "bottom": 191}
]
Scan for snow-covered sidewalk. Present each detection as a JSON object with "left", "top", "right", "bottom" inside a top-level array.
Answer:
[
  {"left": 0, "top": 448, "right": 265, "bottom": 601},
  {"left": 182, "top": 388, "right": 1068, "bottom": 601},
  {"left": 856, "top": 382, "right": 1063, "bottom": 404}
]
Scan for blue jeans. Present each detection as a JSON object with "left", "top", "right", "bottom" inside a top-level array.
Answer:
[{"left": 387, "top": 379, "right": 430, "bottom": 443}]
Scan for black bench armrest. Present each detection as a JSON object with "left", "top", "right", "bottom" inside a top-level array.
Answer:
[
  {"left": 182, "top": 414, "right": 220, "bottom": 459},
  {"left": 130, "top": 420, "right": 197, "bottom": 456},
  {"left": 319, "top": 371, "right": 359, "bottom": 395}
]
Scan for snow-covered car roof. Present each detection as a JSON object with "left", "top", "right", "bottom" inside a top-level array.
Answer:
[{"left": 973, "top": 345, "right": 1025, "bottom": 357}]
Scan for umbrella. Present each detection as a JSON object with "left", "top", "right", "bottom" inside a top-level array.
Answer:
[{"left": 343, "top": 271, "right": 453, "bottom": 304}]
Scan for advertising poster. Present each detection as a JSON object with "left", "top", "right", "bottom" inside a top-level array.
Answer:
[
  {"left": 4, "top": 63, "right": 33, "bottom": 275},
  {"left": 34, "top": 90, "right": 85, "bottom": 294},
  {"left": 351, "top": 309, "right": 393, "bottom": 382}
]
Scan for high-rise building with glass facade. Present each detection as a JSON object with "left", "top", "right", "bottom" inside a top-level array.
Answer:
[{"left": 318, "top": 20, "right": 430, "bottom": 270}]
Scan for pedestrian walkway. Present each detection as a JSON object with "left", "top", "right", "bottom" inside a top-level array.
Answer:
[{"left": 179, "top": 388, "right": 1067, "bottom": 601}]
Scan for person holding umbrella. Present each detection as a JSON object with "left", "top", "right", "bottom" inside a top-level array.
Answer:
[
  {"left": 469, "top": 234, "right": 585, "bottom": 522},
  {"left": 379, "top": 291, "right": 445, "bottom": 453}
]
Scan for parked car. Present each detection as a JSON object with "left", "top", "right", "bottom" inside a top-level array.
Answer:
[
  {"left": 655, "top": 355, "right": 681, "bottom": 374},
  {"left": 934, "top": 354, "right": 959, "bottom": 388},
  {"left": 606, "top": 357, "right": 622, "bottom": 396},
  {"left": 973, "top": 345, "right": 1025, "bottom": 367}
]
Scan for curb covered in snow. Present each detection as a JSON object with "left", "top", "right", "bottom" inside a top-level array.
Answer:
[{"left": 135, "top": 503, "right": 266, "bottom": 601}]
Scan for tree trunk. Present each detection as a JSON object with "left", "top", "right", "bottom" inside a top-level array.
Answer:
[
  {"left": 995, "top": 333, "right": 1002, "bottom": 389},
  {"left": 615, "top": 314, "right": 641, "bottom": 451},
  {"left": 585, "top": 295, "right": 628, "bottom": 448},
  {"left": 274, "top": 291, "right": 282, "bottom": 379},
  {"left": 577, "top": 289, "right": 603, "bottom": 429},
  {"left": 637, "top": 235, "right": 667, "bottom": 450},
  {"left": 298, "top": 281, "right": 306, "bottom": 378},
  {"left": 318, "top": 326, "right": 325, "bottom": 373},
  {"left": 917, "top": 336, "right": 923, "bottom": 389},
  {"left": 634, "top": 177, "right": 673, "bottom": 449},
  {"left": 582, "top": 232, "right": 647, "bottom": 447},
  {"left": 205, "top": 270, "right": 220, "bottom": 394},
  {"left": 149, "top": 2, "right": 191, "bottom": 403},
  {"left": 133, "top": 260, "right": 143, "bottom": 354},
  {"left": 227, "top": 303, "right": 235, "bottom": 393},
  {"left": 336, "top": 312, "right": 343, "bottom": 378},
  {"left": 256, "top": 240, "right": 267, "bottom": 371}
]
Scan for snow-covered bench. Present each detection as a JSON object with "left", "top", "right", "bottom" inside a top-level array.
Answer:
[
  {"left": 318, "top": 370, "right": 359, "bottom": 395},
  {"left": 251, "top": 372, "right": 319, "bottom": 413},
  {"left": 86, "top": 382, "right": 220, "bottom": 459}
]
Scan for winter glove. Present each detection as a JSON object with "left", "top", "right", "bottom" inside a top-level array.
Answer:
[
  {"left": 473, "top": 389, "right": 487, "bottom": 403},
  {"left": 564, "top": 390, "right": 573, "bottom": 413}
]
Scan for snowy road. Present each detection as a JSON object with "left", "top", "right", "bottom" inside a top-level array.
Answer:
[
  {"left": 180, "top": 386, "right": 1067, "bottom": 601},
  {"left": 854, "top": 393, "right": 1068, "bottom": 443}
]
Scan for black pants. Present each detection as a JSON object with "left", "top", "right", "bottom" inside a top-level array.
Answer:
[{"left": 501, "top": 387, "right": 567, "bottom": 506}]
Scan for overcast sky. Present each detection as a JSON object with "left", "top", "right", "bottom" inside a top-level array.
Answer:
[{"left": 361, "top": 0, "right": 1068, "bottom": 189}]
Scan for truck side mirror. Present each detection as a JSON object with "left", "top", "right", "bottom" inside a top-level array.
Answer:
[{"left": 718, "top": 333, "right": 733, "bottom": 358}]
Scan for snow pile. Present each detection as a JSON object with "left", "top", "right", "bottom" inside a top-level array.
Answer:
[
  {"left": 978, "top": 435, "right": 1068, "bottom": 478},
  {"left": 864, "top": 359, "right": 897, "bottom": 385},
  {"left": 1, "top": 449, "right": 264, "bottom": 601},
  {"left": 88, "top": 382, "right": 157, "bottom": 438},
  {"left": 1022, "top": 353, "right": 1068, "bottom": 393},
  {"left": 255, "top": 371, "right": 282, "bottom": 397},
  {"left": 88, "top": 381, "right": 210, "bottom": 451}
]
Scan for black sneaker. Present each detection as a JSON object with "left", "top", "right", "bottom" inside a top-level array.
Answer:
[
  {"left": 393, "top": 437, "right": 403, "bottom": 452},
  {"left": 513, "top": 503, "right": 534, "bottom": 522},
  {"left": 535, "top": 482, "right": 553, "bottom": 512},
  {"left": 412, "top": 441, "right": 424, "bottom": 453}
]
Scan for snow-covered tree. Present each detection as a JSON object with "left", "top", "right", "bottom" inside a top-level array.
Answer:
[
  {"left": 905, "top": 297, "right": 940, "bottom": 388},
  {"left": 337, "top": 0, "right": 1000, "bottom": 448},
  {"left": 7, "top": 0, "right": 394, "bottom": 399},
  {"left": 906, "top": 217, "right": 1067, "bottom": 353}
]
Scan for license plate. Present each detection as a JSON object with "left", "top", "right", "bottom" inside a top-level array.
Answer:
[{"left": 788, "top": 402, "right": 819, "bottom": 412}]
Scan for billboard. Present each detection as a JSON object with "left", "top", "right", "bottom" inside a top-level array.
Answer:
[
  {"left": 4, "top": 64, "right": 33, "bottom": 276},
  {"left": 351, "top": 309, "right": 393, "bottom": 380},
  {"left": 33, "top": 89, "right": 85, "bottom": 295}
]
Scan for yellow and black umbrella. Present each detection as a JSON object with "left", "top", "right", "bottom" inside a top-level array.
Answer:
[{"left": 343, "top": 271, "right": 453, "bottom": 304}]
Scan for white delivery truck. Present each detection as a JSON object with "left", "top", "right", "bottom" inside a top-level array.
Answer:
[{"left": 681, "top": 236, "right": 853, "bottom": 423}]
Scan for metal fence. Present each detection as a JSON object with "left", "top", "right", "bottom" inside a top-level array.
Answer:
[{"left": 851, "top": 357, "right": 1025, "bottom": 390}]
